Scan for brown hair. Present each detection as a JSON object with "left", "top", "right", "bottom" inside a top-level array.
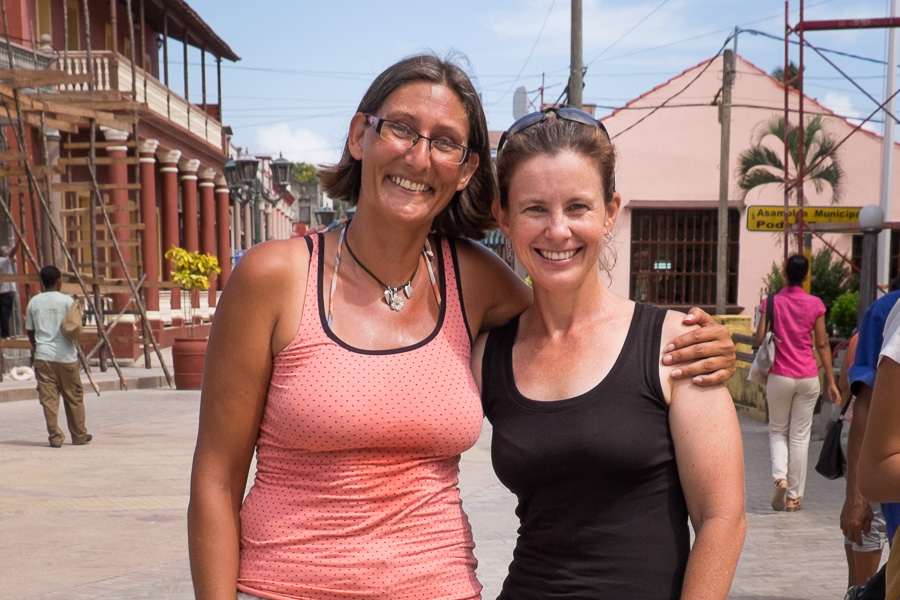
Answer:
[
  {"left": 318, "top": 53, "right": 496, "bottom": 239},
  {"left": 496, "top": 114, "right": 618, "bottom": 275},
  {"left": 496, "top": 114, "right": 616, "bottom": 210}
]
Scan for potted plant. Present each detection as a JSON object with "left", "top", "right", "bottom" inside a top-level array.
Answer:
[{"left": 165, "top": 247, "right": 221, "bottom": 390}]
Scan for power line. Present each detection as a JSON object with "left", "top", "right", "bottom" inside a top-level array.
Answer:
[
  {"left": 590, "top": 100, "right": 883, "bottom": 124},
  {"left": 579, "top": 0, "right": 836, "bottom": 69},
  {"left": 740, "top": 28, "right": 893, "bottom": 66},
  {"left": 585, "top": 0, "right": 672, "bottom": 66},
  {"left": 495, "top": 0, "right": 556, "bottom": 106},
  {"left": 611, "top": 32, "right": 736, "bottom": 140}
]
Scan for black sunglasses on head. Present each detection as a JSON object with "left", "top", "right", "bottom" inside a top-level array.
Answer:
[{"left": 497, "top": 107, "right": 610, "bottom": 153}]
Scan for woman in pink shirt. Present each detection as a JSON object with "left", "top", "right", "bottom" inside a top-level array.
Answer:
[{"left": 756, "top": 254, "right": 840, "bottom": 512}]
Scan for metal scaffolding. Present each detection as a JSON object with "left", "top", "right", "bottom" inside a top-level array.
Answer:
[{"left": 0, "top": 0, "right": 172, "bottom": 388}]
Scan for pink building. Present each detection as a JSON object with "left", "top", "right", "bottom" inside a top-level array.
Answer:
[{"left": 589, "top": 53, "right": 898, "bottom": 315}]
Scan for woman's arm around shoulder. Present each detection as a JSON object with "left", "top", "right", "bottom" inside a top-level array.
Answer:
[
  {"left": 188, "top": 238, "right": 310, "bottom": 600},
  {"left": 454, "top": 239, "right": 531, "bottom": 336},
  {"left": 662, "top": 311, "right": 746, "bottom": 600}
]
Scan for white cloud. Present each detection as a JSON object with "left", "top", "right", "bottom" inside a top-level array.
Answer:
[
  {"left": 484, "top": 0, "right": 707, "bottom": 59},
  {"left": 820, "top": 92, "right": 880, "bottom": 133},
  {"left": 821, "top": 92, "right": 861, "bottom": 120},
  {"left": 252, "top": 122, "right": 341, "bottom": 167}
]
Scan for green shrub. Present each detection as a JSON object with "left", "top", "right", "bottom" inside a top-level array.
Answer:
[
  {"left": 829, "top": 291, "right": 858, "bottom": 338},
  {"left": 810, "top": 248, "right": 852, "bottom": 317}
]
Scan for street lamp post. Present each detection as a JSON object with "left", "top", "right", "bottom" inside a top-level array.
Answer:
[
  {"left": 858, "top": 204, "right": 885, "bottom": 326},
  {"left": 224, "top": 153, "right": 293, "bottom": 245}
]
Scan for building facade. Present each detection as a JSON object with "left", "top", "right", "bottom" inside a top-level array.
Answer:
[{"left": 0, "top": 0, "right": 293, "bottom": 359}]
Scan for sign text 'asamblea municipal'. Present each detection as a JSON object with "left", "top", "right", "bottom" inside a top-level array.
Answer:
[{"left": 746, "top": 206, "right": 862, "bottom": 231}]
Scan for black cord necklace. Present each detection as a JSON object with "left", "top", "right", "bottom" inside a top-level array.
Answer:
[{"left": 343, "top": 227, "right": 421, "bottom": 312}]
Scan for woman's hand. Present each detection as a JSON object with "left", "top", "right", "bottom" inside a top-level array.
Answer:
[
  {"left": 663, "top": 308, "right": 736, "bottom": 386},
  {"left": 826, "top": 382, "right": 841, "bottom": 405}
]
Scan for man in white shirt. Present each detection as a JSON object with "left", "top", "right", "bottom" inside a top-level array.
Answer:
[{"left": 25, "top": 266, "right": 90, "bottom": 448}]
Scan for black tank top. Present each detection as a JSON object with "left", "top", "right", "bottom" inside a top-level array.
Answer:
[{"left": 481, "top": 302, "right": 689, "bottom": 599}]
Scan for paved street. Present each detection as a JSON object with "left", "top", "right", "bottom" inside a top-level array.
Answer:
[{"left": 0, "top": 378, "right": 881, "bottom": 600}]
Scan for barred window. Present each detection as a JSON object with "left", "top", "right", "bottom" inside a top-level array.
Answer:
[{"left": 630, "top": 208, "right": 740, "bottom": 311}]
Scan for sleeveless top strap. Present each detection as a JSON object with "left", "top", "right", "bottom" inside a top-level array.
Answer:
[
  {"left": 481, "top": 302, "right": 668, "bottom": 413},
  {"left": 290, "top": 232, "right": 470, "bottom": 352}
]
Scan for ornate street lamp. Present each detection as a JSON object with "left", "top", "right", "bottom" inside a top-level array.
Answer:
[
  {"left": 224, "top": 152, "right": 294, "bottom": 244},
  {"left": 270, "top": 154, "right": 293, "bottom": 188}
]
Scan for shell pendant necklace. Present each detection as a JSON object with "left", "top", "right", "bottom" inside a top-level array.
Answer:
[
  {"left": 329, "top": 222, "right": 439, "bottom": 325},
  {"left": 344, "top": 230, "right": 419, "bottom": 311}
]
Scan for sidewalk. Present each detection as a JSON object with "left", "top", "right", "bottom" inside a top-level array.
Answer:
[
  {"left": 0, "top": 386, "right": 878, "bottom": 599},
  {"left": 0, "top": 347, "right": 174, "bottom": 404}
]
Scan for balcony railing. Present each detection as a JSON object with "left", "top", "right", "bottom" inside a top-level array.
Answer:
[
  {"left": 57, "top": 51, "right": 223, "bottom": 152},
  {"left": 0, "top": 40, "right": 56, "bottom": 71}
]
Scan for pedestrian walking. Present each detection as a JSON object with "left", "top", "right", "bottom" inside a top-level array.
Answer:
[
  {"left": 838, "top": 333, "right": 886, "bottom": 589},
  {"left": 842, "top": 279, "right": 900, "bottom": 566},
  {"left": 25, "top": 265, "right": 90, "bottom": 448},
  {"left": 0, "top": 239, "right": 21, "bottom": 337},
  {"left": 756, "top": 254, "right": 840, "bottom": 512}
]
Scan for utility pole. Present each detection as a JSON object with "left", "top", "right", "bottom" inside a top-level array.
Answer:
[
  {"left": 570, "top": 0, "right": 583, "bottom": 108},
  {"left": 716, "top": 49, "right": 735, "bottom": 315},
  {"left": 878, "top": 0, "right": 899, "bottom": 290}
]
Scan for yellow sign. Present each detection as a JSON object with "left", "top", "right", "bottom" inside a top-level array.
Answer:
[{"left": 746, "top": 206, "right": 862, "bottom": 231}]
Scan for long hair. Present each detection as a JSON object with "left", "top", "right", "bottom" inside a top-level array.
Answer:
[{"left": 318, "top": 53, "right": 496, "bottom": 239}]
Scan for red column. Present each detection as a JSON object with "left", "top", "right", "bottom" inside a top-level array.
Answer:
[
  {"left": 101, "top": 127, "right": 131, "bottom": 311},
  {"left": 214, "top": 174, "right": 232, "bottom": 291},
  {"left": 198, "top": 167, "right": 216, "bottom": 307},
  {"left": 157, "top": 148, "right": 182, "bottom": 313},
  {"left": 179, "top": 158, "right": 200, "bottom": 309},
  {"left": 179, "top": 158, "right": 200, "bottom": 253},
  {"left": 138, "top": 139, "right": 160, "bottom": 312}
]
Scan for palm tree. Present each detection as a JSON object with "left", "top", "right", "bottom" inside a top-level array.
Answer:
[
  {"left": 771, "top": 61, "right": 803, "bottom": 89},
  {"left": 737, "top": 114, "right": 843, "bottom": 205}
]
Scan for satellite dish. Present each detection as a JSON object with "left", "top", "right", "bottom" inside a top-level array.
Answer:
[{"left": 513, "top": 86, "right": 528, "bottom": 119}]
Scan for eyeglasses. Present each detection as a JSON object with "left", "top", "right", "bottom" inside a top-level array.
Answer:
[
  {"left": 497, "top": 107, "right": 610, "bottom": 153},
  {"left": 365, "top": 114, "right": 472, "bottom": 165}
]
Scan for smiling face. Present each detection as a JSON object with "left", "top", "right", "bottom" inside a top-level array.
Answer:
[
  {"left": 348, "top": 82, "right": 479, "bottom": 228},
  {"left": 495, "top": 150, "right": 620, "bottom": 292}
]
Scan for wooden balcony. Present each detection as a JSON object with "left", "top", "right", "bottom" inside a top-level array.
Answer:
[{"left": 57, "top": 51, "right": 223, "bottom": 152}]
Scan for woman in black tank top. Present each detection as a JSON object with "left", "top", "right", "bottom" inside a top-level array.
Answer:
[{"left": 471, "top": 108, "right": 746, "bottom": 599}]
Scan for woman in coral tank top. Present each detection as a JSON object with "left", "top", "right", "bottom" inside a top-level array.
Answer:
[{"left": 187, "top": 54, "right": 737, "bottom": 600}]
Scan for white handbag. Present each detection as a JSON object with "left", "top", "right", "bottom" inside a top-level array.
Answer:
[{"left": 748, "top": 295, "right": 776, "bottom": 386}]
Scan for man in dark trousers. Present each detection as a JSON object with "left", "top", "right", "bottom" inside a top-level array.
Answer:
[{"left": 25, "top": 266, "right": 90, "bottom": 448}]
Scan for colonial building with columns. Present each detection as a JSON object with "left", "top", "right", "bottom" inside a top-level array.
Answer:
[{"left": 0, "top": 0, "right": 293, "bottom": 359}]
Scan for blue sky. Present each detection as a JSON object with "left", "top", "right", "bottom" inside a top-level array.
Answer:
[{"left": 174, "top": 0, "right": 899, "bottom": 167}]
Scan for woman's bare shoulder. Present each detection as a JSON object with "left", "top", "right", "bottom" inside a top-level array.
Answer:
[
  {"left": 230, "top": 238, "right": 312, "bottom": 286},
  {"left": 661, "top": 309, "right": 697, "bottom": 343},
  {"left": 216, "top": 238, "right": 310, "bottom": 355},
  {"left": 658, "top": 309, "right": 702, "bottom": 401}
]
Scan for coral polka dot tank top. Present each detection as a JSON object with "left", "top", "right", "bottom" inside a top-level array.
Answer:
[{"left": 237, "top": 233, "right": 483, "bottom": 600}]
